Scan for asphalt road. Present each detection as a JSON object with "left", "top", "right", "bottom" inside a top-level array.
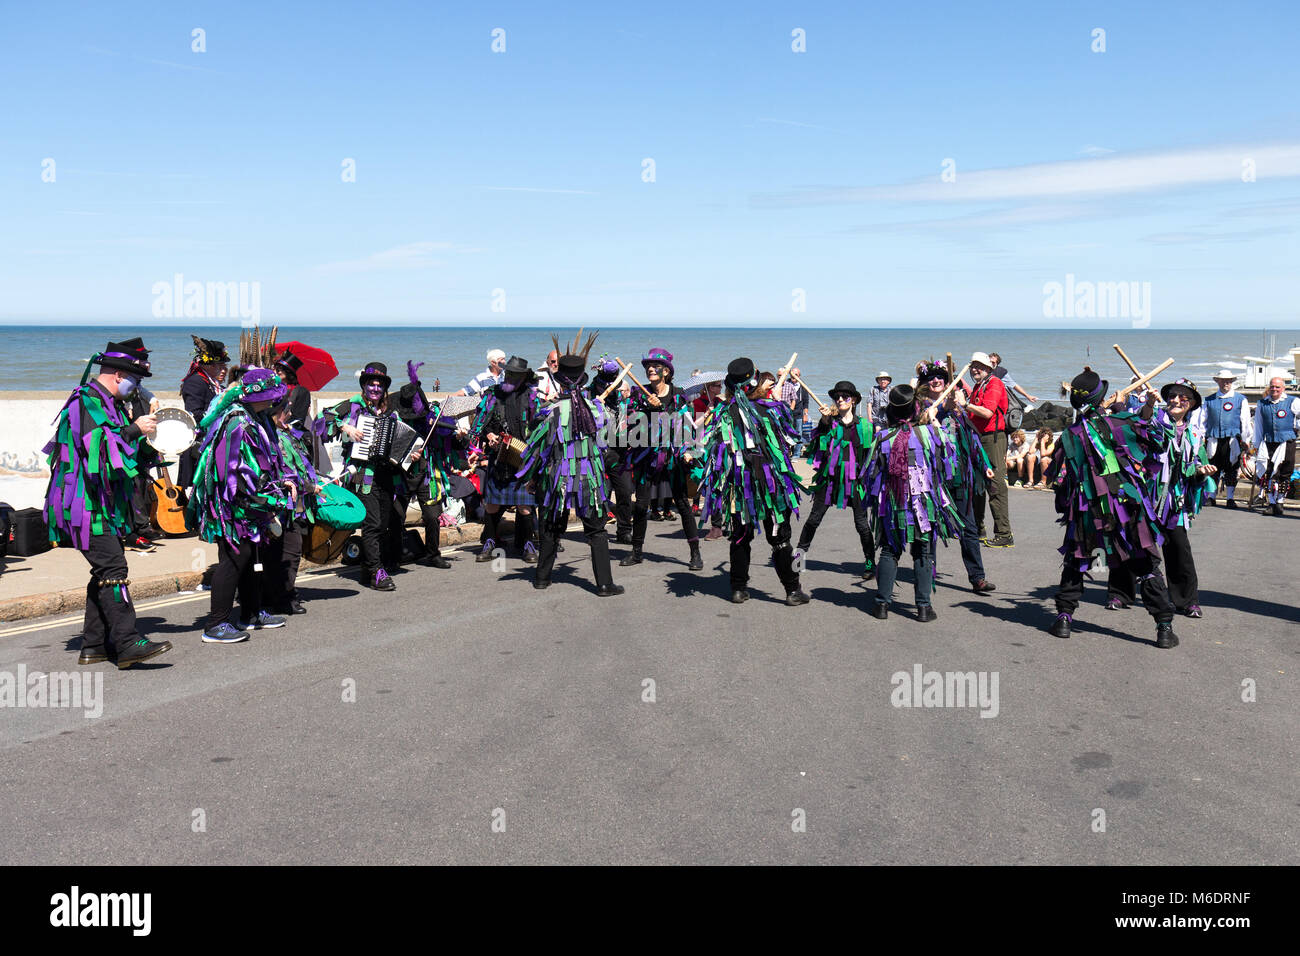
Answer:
[{"left": 1, "top": 491, "right": 1296, "bottom": 864}]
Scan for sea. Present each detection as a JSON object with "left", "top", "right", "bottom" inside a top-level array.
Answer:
[{"left": 4, "top": 325, "right": 1299, "bottom": 397}]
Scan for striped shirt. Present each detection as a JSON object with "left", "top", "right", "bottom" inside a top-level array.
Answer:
[{"left": 464, "top": 369, "right": 502, "bottom": 397}]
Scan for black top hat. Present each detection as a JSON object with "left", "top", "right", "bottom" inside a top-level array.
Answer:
[
  {"left": 828, "top": 380, "right": 862, "bottom": 403},
  {"left": 274, "top": 349, "right": 304, "bottom": 380},
  {"left": 359, "top": 361, "right": 391, "bottom": 390},
  {"left": 1070, "top": 369, "right": 1108, "bottom": 410},
  {"left": 556, "top": 353, "right": 588, "bottom": 382},
  {"left": 726, "top": 357, "right": 757, "bottom": 388},
  {"left": 191, "top": 335, "right": 229, "bottom": 364},
  {"left": 886, "top": 384, "right": 917, "bottom": 424},
  {"left": 96, "top": 338, "right": 152, "bottom": 378}
]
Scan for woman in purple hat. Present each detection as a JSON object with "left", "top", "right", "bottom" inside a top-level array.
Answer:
[{"left": 188, "top": 368, "right": 297, "bottom": 643}]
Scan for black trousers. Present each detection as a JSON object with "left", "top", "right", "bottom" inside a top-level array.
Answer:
[
  {"left": 1207, "top": 439, "right": 1242, "bottom": 487},
  {"left": 208, "top": 538, "right": 264, "bottom": 627},
  {"left": 731, "top": 515, "right": 799, "bottom": 592},
  {"left": 130, "top": 472, "right": 153, "bottom": 536},
  {"left": 1060, "top": 550, "right": 1174, "bottom": 622},
  {"left": 796, "top": 493, "right": 875, "bottom": 563},
  {"left": 79, "top": 534, "right": 140, "bottom": 653},
  {"left": 359, "top": 468, "right": 402, "bottom": 576},
  {"left": 1262, "top": 439, "right": 1296, "bottom": 494},
  {"left": 280, "top": 520, "right": 306, "bottom": 602},
  {"left": 629, "top": 467, "right": 699, "bottom": 547},
  {"left": 395, "top": 486, "right": 446, "bottom": 559},
  {"left": 1154, "top": 526, "right": 1198, "bottom": 611},
  {"left": 536, "top": 509, "right": 614, "bottom": 589},
  {"left": 605, "top": 451, "right": 633, "bottom": 537},
  {"left": 931, "top": 487, "right": 986, "bottom": 584}
]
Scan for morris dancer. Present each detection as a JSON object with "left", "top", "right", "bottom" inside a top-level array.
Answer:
[
  {"left": 517, "top": 332, "right": 624, "bottom": 596},
  {"left": 915, "top": 361, "right": 996, "bottom": 595},
  {"left": 321, "top": 362, "right": 405, "bottom": 591},
  {"left": 1044, "top": 369, "right": 1179, "bottom": 648},
  {"left": 44, "top": 338, "right": 172, "bottom": 668},
  {"left": 469, "top": 356, "right": 543, "bottom": 563},
  {"left": 1111, "top": 379, "right": 1215, "bottom": 619},
  {"left": 1197, "top": 370, "right": 1251, "bottom": 508},
  {"left": 1251, "top": 377, "right": 1300, "bottom": 517},
  {"left": 177, "top": 335, "right": 228, "bottom": 491},
  {"left": 189, "top": 368, "right": 295, "bottom": 642},
  {"left": 397, "top": 361, "right": 467, "bottom": 569},
  {"left": 698, "top": 358, "right": 809, "bottom": 606},
  {"left": 588, "top": 356, "right": 633, "bottom": 543},
  {"left": 861, "top": 384, "right": 961, "bottom": 622},
  {"left": 619, "top": 348, "right": 703, "bottom": 571},
  {"left": 795, "top": 379, "right": 877, "bottom": 580},
  {"left": 268, "top": 393, "right": 319, "bottom": 615}
]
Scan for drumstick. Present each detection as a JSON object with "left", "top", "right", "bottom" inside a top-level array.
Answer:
[
  {"left": 919, "top": 364, "right": 970, "bottom": 424},
  {"left": 599, "top": 363, "right": 632, "bottom": 400},
  {"left": 1106, "top": 358, "right": 1174, "bottom": 408},
  {"left": 1112, "top": 344, "right": 1143, "bottom": 379},
  {"left": 775, "top": 353, "right": 798, "bottom": 391}
]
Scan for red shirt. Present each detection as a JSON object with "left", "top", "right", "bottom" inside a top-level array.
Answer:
[{"left": 969, "top": 376, "right": 1008, "bottom": 434}]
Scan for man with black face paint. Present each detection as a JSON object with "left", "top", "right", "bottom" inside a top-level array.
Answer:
[
  {"left": 469, "top": 356, "right": 543, "bottom": 563},
  {"left": 323, "top": 362, "right": 406, "bottom": 591}
]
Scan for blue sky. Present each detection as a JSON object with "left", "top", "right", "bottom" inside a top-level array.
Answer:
[{"left": 2, "top": 0, "right": 1298, "bottom": 327}]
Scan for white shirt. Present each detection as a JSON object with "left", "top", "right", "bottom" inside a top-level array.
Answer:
[
  {"left": 1252, "top": 394, "right": 1300, "bottom": 444},
  {"left": 535, "top": 369, "right": 561, "bottom": 403}
]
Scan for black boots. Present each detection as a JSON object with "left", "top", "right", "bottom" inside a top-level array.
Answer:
[
  {"left": 730, "top": 589, "right": 749, "bottom": 604},
  {"left": 1156, "top": 622, "right": 1179, "bottom": 649},
  {"left": 687, "top": 542, "right": 703, "bottom": 570},
  {"left": 1049, "top": 613, "right": 1072, "bottom": 638},
  {"left": 916, "top": 605, "right": 937, "bottom": 623},
  {"left": 620, "top": 546, "right": 643, "bottom": 567},
  {"left": 785, "top": 588, "right": 810, "bottom": 606},
  {"left": 868, "top": 601, "right": 888, "bottom": 620}
]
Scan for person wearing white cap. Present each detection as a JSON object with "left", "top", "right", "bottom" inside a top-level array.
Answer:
[
  {"left": 867, "top": 371, "right": 893, "bottom": 428},
  {"left": 1196, "top": 369, "right": 1253, "bottom": 508},
  {"left": 965, "top": 352, "right": 1012, "bottom": 547},
  {"left": 456, "top": 349, "right": 506, "bottom": 397}
]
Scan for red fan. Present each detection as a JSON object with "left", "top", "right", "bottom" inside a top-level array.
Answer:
[{"left": 273, "top": 341, "right": 339, "bottom": 392}]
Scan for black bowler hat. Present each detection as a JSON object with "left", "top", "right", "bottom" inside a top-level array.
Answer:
[
  {"left": 886, "top": 384, "right": 917, "bottom": 424},
  {"left": 96, "top": 337, "right": 152, "bottom": 377},
  {"left": 1069, "top": 369, "right": 1107, "bottom": 410},
  {"left": 360, "top": 361, "right": 391, "bottom": 390},
  {"left": 828, "top": 380, "right": 861, "bottom": 403},
  {"left": 726, "top": 357, "right": 757, "bottom": 388}
]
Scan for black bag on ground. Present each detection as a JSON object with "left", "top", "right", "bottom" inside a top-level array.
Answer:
[
  {"left": 8, "top": 507, "right": 52, "bottom": 556},
  {"left": 0, "top": 503, "right": 12, "bottom": 560}
]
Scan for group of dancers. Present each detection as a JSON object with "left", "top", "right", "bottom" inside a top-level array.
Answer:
[{"left": 43, "top": 332, "right": 1288, "bottom": 667}]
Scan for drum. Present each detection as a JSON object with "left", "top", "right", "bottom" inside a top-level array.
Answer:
[{"left": 303, "top": 483, "right": 366, "bottom": 564}]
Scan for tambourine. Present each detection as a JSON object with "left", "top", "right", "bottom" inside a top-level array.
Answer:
[{"left": 148, "top": 407, "right": 197, "bottom": 458}]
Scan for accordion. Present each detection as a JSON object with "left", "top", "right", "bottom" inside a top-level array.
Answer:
[{"left": 353, "top": 414, "right": 423, "bottom": 470}]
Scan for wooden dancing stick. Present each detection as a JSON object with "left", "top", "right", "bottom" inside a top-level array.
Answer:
[
  {"left": 775, "top": 353, "right": 798, "bottom": 391},
  {"left": 1112, "top": 343, "right": 1143, "bottom": 379},
  {"left": 791, "top": 371, "right": 829, "bottom": 413},
  {"left": 1105, "top": 357, "right": 1174, "bottom": 407},
  {"left": 598, "top": 362, "right": 632, "bottom": 401},
  {"left": 615, "top": 358, "right": 655, "bottom": 399},
  {"left": 919, "top": 363, "right": 970, "bottom": 424},
  {"left": 945, "top": 352, "right": 956, "bottom": 383}
]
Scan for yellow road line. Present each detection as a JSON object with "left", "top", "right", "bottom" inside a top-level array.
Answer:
[{"left": 0, "top": 567, "right": 348, "bottom": 638}]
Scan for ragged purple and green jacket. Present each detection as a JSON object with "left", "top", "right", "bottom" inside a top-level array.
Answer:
[
  {"left": 1044, "top": 408, "right": 1165, "bottom": 571},
  {"left": 861, "top": 421, "right": 962, "bottom": 553},
  {"left": 805, "top": 412, "right": 874, "bottom": 508},
  {"left": 188, "top": 401, "right": 292, "bottom": 545},
  {"left": 515, "top": 392, "right": 609, "bottom": 522},
  {"left": 43, "top": 381, "right": 145, "bottom": 550}
]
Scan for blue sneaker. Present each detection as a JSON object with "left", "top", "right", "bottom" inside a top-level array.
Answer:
[
  {"left": 242, "top": 610, "right": 287, "bottom": 630},
  {"left": 202, "top": 622, "right": 251, "bottom": 644}
]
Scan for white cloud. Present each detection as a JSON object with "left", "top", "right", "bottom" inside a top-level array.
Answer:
[
  {"left": 316, "top": 241, "right": 477, "bottom": 274},
  {"left": 756, "top": 143, "right": 1300, "bottom": 206}
]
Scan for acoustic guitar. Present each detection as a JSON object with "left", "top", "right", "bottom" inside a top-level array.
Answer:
[{"left": 150, "top": 465, "right": 191, "bottom": 536}]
